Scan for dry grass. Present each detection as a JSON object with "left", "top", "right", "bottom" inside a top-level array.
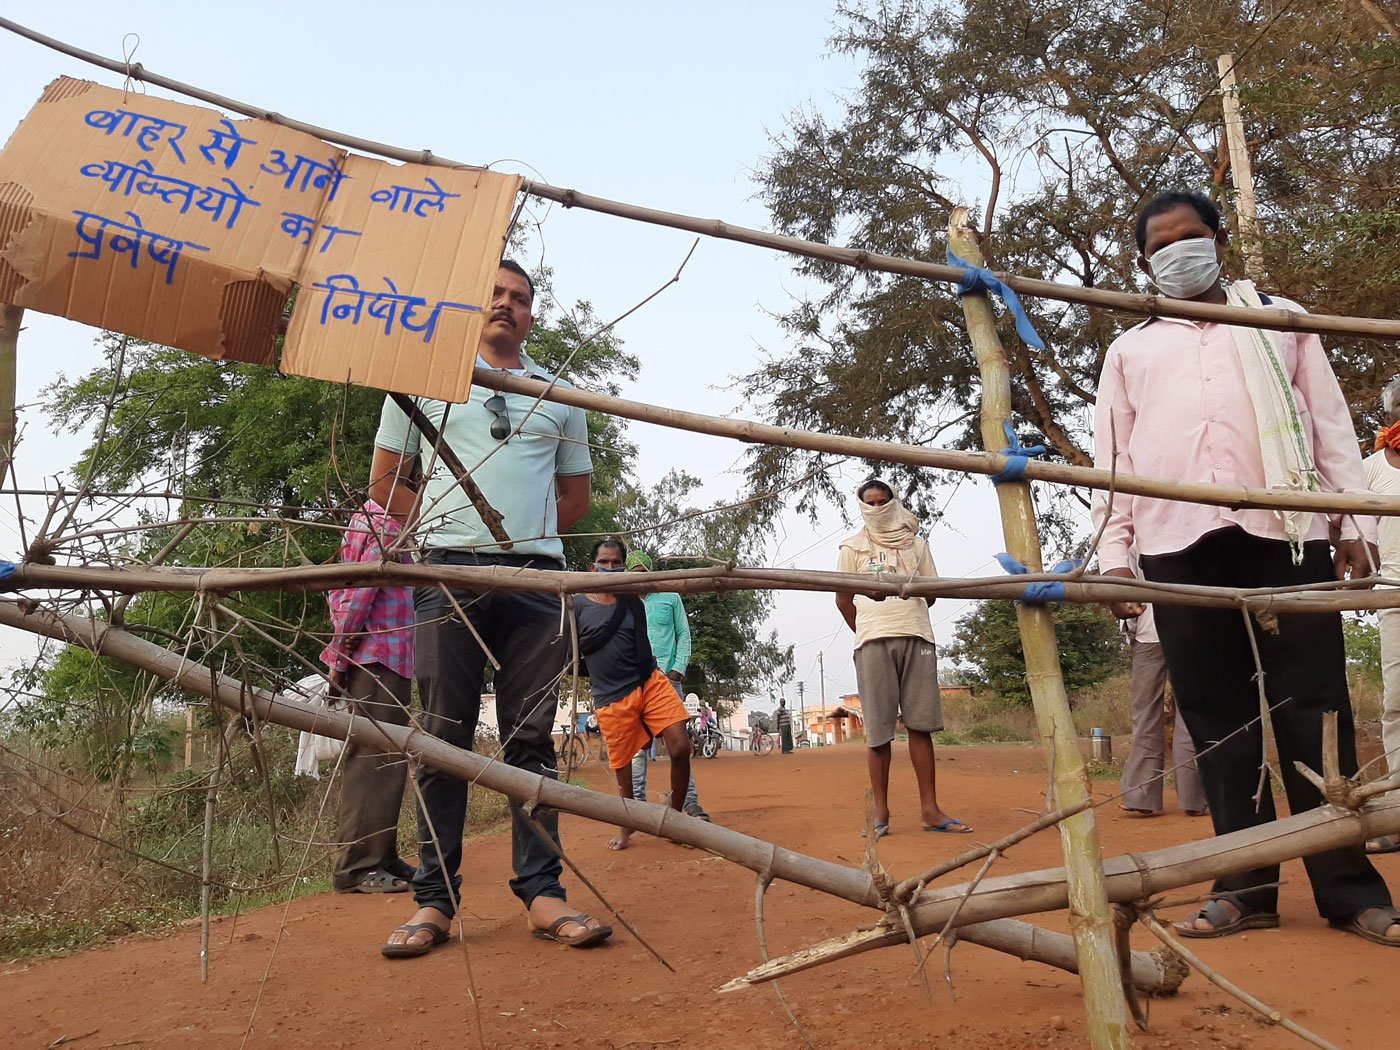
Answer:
[{"left": 0, "top": 724, "right": 512, "bottom": 960}]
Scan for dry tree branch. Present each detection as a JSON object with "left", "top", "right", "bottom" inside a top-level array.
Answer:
[
  {"left": 1136, "top": 910, "right": 1338, "bottom": 1050},
  {"left": 1239, "top": 606, "right": 1283, "bottom": 812},
  {"left": 520, "top": 804, "right": 674, "bottom": 972},
  {"left": 754, "top": 866, "right": 816, "bottom": 1050}
]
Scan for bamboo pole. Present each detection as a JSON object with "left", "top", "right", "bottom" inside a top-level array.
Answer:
[
  {"left": 0, "top": 305, "right": 20, "bottom": 483},
  {"left": 15, "top": 559, "right": 1400, "bottom": 615},
  {"left": 2, "top": 15, "right": 1399, "bottom": 342},
  {"left": 468, "top": 366, "right": 1400, "bottom": 517},
  {"left": 950, "top": 209, "right": 1130, "bottom": 1047},
  {"left": 1217, "top": 54, "right": 1264, "bottom": 281},
  {"left": 0, "top": 597, "right": 1185, "bottom": 993},
  {"left": 726, "top": 788, "right": 1400, "bottom": 988}
]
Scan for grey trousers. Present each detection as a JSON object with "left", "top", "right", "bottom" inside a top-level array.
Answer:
[
  {"left": 332, "top": 662, "right": 413, "bottom": 890},
  {"left": 1120, "top": 639, "right": 1206, "bottom": 814}
]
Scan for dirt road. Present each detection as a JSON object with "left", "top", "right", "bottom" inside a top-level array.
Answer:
[{"left": 3, "top": 743, "right": 1396, "bottom": 1048}]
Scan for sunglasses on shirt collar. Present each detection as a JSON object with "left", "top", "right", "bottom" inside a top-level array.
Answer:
[{"left": 484, "top": 393, "right": 510, "bottom": 441}]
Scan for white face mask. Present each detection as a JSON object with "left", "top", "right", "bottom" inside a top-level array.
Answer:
[{"left": 1146, "top": 236, "right": 1221, "bottom": 299}]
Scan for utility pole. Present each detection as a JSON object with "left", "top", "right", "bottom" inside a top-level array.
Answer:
[
  {"left": 796, "top": 680, "right": 805, "bottom": 737},
  {"left": 1217, "top": 53, "right": 1264, "bottom": 280},
  {"left": 818, "top": 651, "right": 827, "bottom": 710}
]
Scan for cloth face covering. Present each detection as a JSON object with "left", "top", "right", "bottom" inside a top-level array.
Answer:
[
  {"left": 858, "top": 494, "right": 919, "bottom": 551},
  {"left": 1147, "top": 236, "right": 1221, "bottom": 299},
  {"left": 1376, "top": 421, "right": 1400, "bottom": 453}
]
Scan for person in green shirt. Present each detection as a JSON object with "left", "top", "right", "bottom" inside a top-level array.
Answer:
[{"left": 625, "top": 550, "right": 709, "bottom": 819}]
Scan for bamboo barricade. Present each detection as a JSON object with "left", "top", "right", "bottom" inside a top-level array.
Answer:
[
  {"left": 950, "top": 211, "right": 1130, "bottom": 1046},
  {"left": 16, "top": 560, "right": 1400, "bottom": 615},
  {"left": 0, "top": 598, "right": 1187, "bottom": 995},
  {"left": 728, "top": 788, "right": 1400, "bottom": 989},
  {"left": 4, "top": 15, "right": 1400, "bottom": 344}
]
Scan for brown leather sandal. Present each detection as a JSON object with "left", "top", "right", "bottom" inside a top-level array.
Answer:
[{"left": 1175, "top": 899, "right": 1279, "bottom": 939}]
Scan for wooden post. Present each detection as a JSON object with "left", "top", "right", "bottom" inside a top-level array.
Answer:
[
  {"left": 184, "top": 704, "right": 196, "bottom": 769},
  {"left": 0, "top": 306, "right": 21, "bottom": 482},
  {"left": 1217, "top": 54, "right": 1264, "bottom": 281},
  {"left": 949, "top": 209, "right": 1131, "bottom": 1048}
]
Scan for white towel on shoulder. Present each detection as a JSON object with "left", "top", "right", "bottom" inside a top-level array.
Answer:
[{"left": 1227, "top": 280, "right": 1321, "bottom": 562}]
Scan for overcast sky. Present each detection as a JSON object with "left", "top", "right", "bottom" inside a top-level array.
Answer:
[{"left": 0, "top": 1, "right": 1045, "bottom": 709}]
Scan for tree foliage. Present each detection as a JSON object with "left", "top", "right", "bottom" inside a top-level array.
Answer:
[
  {"left": 745, "top": 0, "right": 1400, "bottom": 530},
  {"left": 946, "top": 599, "right": 1127, "bottom": 703},
  {"left": 1343, "top": 614, "right": 1382, "bottom": 691}
]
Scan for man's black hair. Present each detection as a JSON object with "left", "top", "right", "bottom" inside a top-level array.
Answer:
[
  {"left": 590, "top": 537, "right": 627, "bottom": 562},
  {"left": 1134, "top": 192, "right": 1221, "bottom": 254},
  {"left": 856, "top": 477, "right": 895, "bottom": 502},
  {"left": 499, "top": 258, "right": 536, "bottom": 304}
]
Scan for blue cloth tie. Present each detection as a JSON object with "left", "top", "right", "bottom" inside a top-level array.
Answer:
[
  {"left": 995, "top": 552, "right": 1081, "bottom": 605},
  {"left": 0, "top": 561, "right": 15, "bottom": 582},
  {"left": 946, "top": 247, "right": 1046, "bottom": 350},
  {"left": 990, "top": 421, "right": 1047, "bottom": 485}
]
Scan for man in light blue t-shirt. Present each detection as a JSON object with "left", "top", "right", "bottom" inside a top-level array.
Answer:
[{"left": 374, "top": 261, "right": 611, "bottom": 957}]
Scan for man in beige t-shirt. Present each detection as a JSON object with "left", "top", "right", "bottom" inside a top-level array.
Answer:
[{"left": 835, "top": 478, "right": 971, "bottom": 839}]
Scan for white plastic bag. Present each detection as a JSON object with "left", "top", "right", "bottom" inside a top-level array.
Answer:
[{"left": 283, "top": 673, "right": 345, "bottom": 778}]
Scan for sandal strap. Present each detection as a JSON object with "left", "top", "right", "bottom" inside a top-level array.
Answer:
[
  {"left": 1356, "top": 906, "right": 1400, "bottom": 935},
  {"left": 547, "top": 913, "right": 594, "bottom": 935}
]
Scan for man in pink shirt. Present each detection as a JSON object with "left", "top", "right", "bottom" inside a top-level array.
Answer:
[
  {"left": 1092, "top": 191, "right": 1397, "bottom": 946},
  {"left": 321, "top": 498, "right": 416, "bottom": 895}
]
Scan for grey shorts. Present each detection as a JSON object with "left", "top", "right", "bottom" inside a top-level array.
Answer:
[{"left": 853, "top": 636, "right": 942, "bottom": 747}]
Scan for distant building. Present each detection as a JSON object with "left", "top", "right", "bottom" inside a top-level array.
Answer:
[{"left": 800, "top": 695, "right": 865, "bottom": 745}]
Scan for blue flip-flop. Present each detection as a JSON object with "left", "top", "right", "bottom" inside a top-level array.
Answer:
[
  {"left": 862, "top": 822, "right": 890, "bottom": 840},
  {"left": 925, "top": 818, "right": 973, "bottom": 834}
]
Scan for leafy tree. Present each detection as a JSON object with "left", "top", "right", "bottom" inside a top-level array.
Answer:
[
  {"left": 745, "top": 0, "right": 1400, "bottom": 532},
  {"left": 748, "top": 710, "right": 774, "bottom": 732},
  {"left": 946, "top": 599, "right": 1127, "bottom": 703}
]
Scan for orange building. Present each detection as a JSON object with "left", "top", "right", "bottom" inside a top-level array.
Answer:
[{"left": 804, "top": 694, "right": 865, "bottom": 745}]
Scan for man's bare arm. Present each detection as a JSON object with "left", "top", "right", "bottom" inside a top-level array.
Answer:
[
  {"left": 835, "top": 592, "right": 858, "bottom": 633},
  {"left": 556, "top": 472, "right": 592, "bottom": 534},
  {"left": 369, "top": 446, "right": 420, "bottom": 523}
]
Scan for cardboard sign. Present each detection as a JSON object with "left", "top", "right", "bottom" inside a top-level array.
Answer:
[{"left": 0, "top": 78, "right": 521, "bottom": 402}]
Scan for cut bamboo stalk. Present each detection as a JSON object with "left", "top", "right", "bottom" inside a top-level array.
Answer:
[
  {"left": 949, "top": 209, "right": 1130, "bottom": 1048},
  {"left": 0, "top": 597, "right": 1183, "bottom": 993},
  {"left": 14, "top": 560, "right": 1400, "bottom": 616}
]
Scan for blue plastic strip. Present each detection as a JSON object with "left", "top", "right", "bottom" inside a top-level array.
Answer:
[
  {"left": 946, "top": 248, "right": 1046, "bottom": 350},
  {"left": 995, "top": 553, "right": 1082, "bottom": 605},
  {"left": 990, "top": 421, "right": 1048, "bottom": 486}
]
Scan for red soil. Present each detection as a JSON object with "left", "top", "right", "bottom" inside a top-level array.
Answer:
[{"left": 3, "top": 743, "right": 1396, "bottom": 1049}]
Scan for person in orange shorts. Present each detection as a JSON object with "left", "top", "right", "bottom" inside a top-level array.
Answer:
[{"left": 574, "top": 538, "right": 694, "bottom": 851}]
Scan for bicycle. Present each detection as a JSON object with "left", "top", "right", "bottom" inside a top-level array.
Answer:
[
  {"left": 557, "top": 722, "right": 589, "bottom": 773},
  {"left": 749, "top": 728, "right": 775, "bottom": 755}
]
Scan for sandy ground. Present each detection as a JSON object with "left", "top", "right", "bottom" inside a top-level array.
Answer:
[{"left": 3, "top": 742, "right": 1398, "bottom": 1049}]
